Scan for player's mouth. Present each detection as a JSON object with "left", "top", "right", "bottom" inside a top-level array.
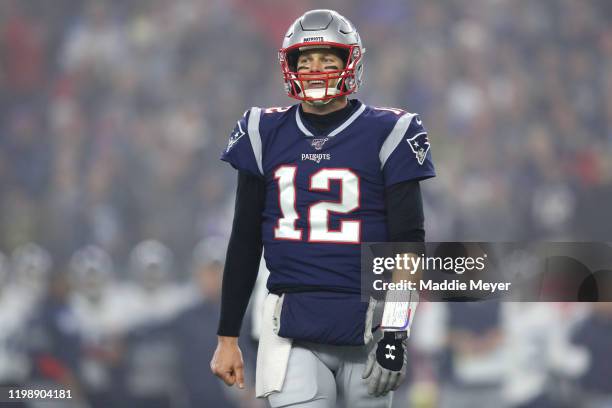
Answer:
[{"left": 307, "top": 80, "right": 327, "bottom": 88}]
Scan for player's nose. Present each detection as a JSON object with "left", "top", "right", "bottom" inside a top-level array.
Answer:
[{"left": 309, "top": 58, "right": 323, "bottom": 72}]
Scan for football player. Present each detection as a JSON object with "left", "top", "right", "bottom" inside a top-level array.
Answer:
[
  {"left": 211, "top": 9, "right": 435, "bottom": 407},
  {"left": 126, "top": 240, "right": 193, "bottom": 324},
  {"left": 68, "top": 245, "right": 126, "bottom": 408},
  {"left": 10, "top": 242, "right": 52, "bottom": 313},
  {"left": 123, "top": 241, "right": 184, "bottom": 408},
  {"left": 0, "top": 251, "right": 30, "bottom": 393}
]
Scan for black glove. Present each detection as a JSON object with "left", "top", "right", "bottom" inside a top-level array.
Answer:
[{"left": 362, "top": 331, "right": 408, "bottom": 396}]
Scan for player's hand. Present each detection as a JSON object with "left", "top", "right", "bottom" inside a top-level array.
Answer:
[
  {"left": 211, "top": 336, "right": 246, "bottom": 389},
  {"left": 362, "top": 331, "right": 408, "bottom": 397}
]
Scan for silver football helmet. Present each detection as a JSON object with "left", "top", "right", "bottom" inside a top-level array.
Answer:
[
  {"left": 279, "top": 9, "right": 365, "bottom": 104},
  {"left": 129, "top": 240, "right": 173, "bottom": 290},
  {"left": 69, "top": 245, "right": 113, "bottom": 298},
  {"left": 11, "top": 242, "right": 52, "bottom": 289},
  {"left": 192, "top": 238, "right": 225, "bottom": 271}
]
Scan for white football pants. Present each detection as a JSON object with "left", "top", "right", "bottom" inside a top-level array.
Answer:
[{"left": 267, "top": 340, "right": 392, "bottom": 408}]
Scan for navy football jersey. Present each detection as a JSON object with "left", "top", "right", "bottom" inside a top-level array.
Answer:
[{"left": 221, "top": 100, "right": 435, "bottom": 295}]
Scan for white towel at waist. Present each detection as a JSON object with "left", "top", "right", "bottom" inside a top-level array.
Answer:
[{"left": 256, "top": 293, "right": 292, "bottom": 398}]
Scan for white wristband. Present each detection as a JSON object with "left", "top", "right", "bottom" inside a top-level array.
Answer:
[{"left": 381, "top": 289, "right": 419, "bottom": 333}]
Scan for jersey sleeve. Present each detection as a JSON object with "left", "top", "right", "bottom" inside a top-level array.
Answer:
[
  {"left": 220, "top": 107, "right": 263, "bottom": 177},
  {"left": 379, "top": 113, "right": 435, "bottom": 187}
]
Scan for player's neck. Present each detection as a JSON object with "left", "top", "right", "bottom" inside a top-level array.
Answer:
[{"left": 301, "top": 97, "right": 348, "bottom": 115}]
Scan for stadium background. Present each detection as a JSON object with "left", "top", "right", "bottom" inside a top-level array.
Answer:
[{"left": 0, "top": 0, "right": 611, "bottom": 407}]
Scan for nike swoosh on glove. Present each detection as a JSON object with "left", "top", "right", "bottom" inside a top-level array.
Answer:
[{"left": 362, "top": 331, "right": 408, "bottom": 397}]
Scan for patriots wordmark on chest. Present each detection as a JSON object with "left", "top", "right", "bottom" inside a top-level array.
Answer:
[{"left": 301, "top": 153, "right": 331, "bottom": 163}]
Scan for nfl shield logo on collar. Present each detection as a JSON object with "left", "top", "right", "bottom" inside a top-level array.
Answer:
[{"left": 311, "top": 138, "right": 329, "bottom": 150}]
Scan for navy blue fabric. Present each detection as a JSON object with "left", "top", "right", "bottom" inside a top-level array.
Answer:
[
  {"left": 571, "top": 315, "right": 612, "bottom": 393},
  {"left": 448, "top": 301, "right": 501, "bottom": 332},
  {"left": 277, "top": 291, "right": 370, "bottom": 345},
  {"left": 221, "top": 100, "right": 435, "bottom": 344},
  {"left": 383, "top": 114, "right": 435, "bottom": 186},
  {"left": 221, "top": 109, "right": 262, "bottom": 177},
  {"left": 258, "top": 102, "right": 434, "bottom": 292}
]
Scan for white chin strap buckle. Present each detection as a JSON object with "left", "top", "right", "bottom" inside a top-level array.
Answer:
[
  {"left": 299, "top": 86, "right": 340, "bottom": 105},
  {"left": 304, "top": 87, "right": 339, "bottom": 99}
]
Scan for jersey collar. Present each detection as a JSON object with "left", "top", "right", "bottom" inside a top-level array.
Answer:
[{"left": 295, "top": 100, "right": 366, "bottom": 138}]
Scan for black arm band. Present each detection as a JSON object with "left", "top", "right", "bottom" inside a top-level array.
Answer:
[{"left": 217, "top": 171, "right": 265, "bottom": 337}]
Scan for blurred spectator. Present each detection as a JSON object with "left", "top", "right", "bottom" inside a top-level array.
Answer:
[{"left": 2, "top": 1, "right": 46, "bottom": 101}]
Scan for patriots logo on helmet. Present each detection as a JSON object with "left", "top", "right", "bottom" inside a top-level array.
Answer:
[
  {"left": 406, "top": 132, "right": 430, "bottom": 165},
  {"left": 311, "top": 138, "right": 329, "bottom": 150},
  {"left": 226, "top": 121, "right": 246, "bottom": 152}
]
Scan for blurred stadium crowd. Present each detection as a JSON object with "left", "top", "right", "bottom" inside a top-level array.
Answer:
[{"left": 0, "top": 0, "right": 611, "bottom": 407}]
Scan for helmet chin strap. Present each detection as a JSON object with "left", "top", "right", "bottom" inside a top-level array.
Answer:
[
  {"left": 303, "top": 88, "right": 337, "bottom": 105},
  {"left": 306, "top": 99, "right": 332, "bottom": 106},
  {"left": 300, "top": 80, "right": 344, "bottom": 106}
]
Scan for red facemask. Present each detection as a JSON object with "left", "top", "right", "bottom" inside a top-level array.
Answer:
[{"left": 279, "top": 42, "right": 362, "bottom": 103}]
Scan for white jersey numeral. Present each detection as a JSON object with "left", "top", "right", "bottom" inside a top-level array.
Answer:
[
  {"left": 308, "top": 168, "right": 360, "bottom": 243},
  {"left": 273, "top": 166, "right": 360, "bottom": 243},
  {"left": 274, "top": 165, "right": 302, "bottom": 240}
]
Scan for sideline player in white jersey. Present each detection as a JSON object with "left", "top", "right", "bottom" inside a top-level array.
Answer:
[
  {"left": 10, "top": 242, "right": 53, "bottom": 313},
  {"left": 125, "top": 240, "right": 194, "bottom": 326},
  {"left": 69, "top": 245, "right": 129, "bottom": 406},
  {"left": 1, "top": 243, "right": 53, "bottom": 385},
  {"left": 0, "top": 251, "right": 30, "bottom": 388},
  {"left": 211, "top": 9, "right": 435, "bottom": 407},
  {"left": 122, "top": 240, "right": 189, "bottom": 407}
]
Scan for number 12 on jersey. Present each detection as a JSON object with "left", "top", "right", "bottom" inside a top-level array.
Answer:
[{"left": 274, "top": 165, "right": 361, "bottom": 244}]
